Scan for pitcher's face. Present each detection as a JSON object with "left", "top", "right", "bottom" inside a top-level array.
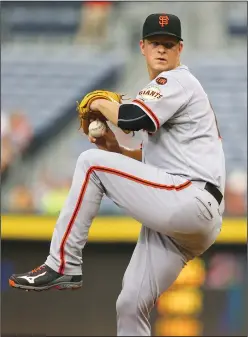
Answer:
[{"left": 140, "top": 35, "right": 183, "bottom": 79}]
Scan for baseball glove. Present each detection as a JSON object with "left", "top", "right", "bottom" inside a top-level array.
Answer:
[{"left": 76, "top": 90, "right": 131, "bottom": 135}]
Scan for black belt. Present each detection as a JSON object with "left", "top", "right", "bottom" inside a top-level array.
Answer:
[{"left": 204, "top": 182, "right": 223, "bottom": 205}]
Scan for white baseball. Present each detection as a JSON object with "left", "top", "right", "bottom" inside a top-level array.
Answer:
[{"left": 88, "top": 120, "right": 107, "bottom": 138}]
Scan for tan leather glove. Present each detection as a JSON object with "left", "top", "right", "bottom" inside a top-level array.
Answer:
[{"left": 76, "top": 90, "right": 130, "bottom": 135}]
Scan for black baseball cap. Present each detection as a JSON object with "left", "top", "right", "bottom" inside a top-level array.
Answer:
[{"left": 142, "top": 13, "right": 183, "bottom": 41}]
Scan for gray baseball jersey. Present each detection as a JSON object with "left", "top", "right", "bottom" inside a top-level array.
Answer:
[
  {"left": 133, "top": 64, "right": 226, "bottom": 194},
  {"left": 45, "top": 64, "right": 225, "bottom": 335}
]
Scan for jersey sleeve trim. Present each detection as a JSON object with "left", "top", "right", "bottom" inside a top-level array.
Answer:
[{"left": 132, "top": 99, "right": 160, "bottom": 130}]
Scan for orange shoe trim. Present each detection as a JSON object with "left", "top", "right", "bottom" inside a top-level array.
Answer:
[{"left": 9, "top": 279, "right": 16, "bottom": 287}]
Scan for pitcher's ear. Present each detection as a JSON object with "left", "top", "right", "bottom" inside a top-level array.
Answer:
[
  {"left": 140, "top": 39, "right": 145, "bottom": 56},
  {"left": 179, "top": 41, "right": 184, "bottom": 52}
]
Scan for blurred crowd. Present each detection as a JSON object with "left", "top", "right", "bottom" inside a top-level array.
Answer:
[
  {"left": 6, "top": 171, "right": 71, "bottom": 215},
  {"left": 224, "top": 170, "right": 247, "bottom": 217},
  {"left": 1, "top": 110, "right": 33, "bottom": 174},
  {"left": 74, "top": 1, "right": 113, "bottom": 46}
]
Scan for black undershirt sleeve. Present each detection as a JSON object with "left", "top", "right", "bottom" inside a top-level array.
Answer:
[{"left": 117, "top": 103, "right": 155, "bottom": 132}]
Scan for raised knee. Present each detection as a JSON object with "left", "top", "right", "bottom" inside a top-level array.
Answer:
[{"left": 77, "top": 148, "right": 102, "bottom": 166}]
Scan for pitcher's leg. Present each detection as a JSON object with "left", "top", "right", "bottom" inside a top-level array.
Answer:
[
  {"left": 9, "top": 150, "right": 107, "bottom": 290},
  {"left": 116, "top": 226, "right": 188, "bottom": 336},
  {"left": 9, "top": 149, "right": 219, "bottom": 293},
  {"left": 46, "top": 148, "right": 192, "bottom": 275},
  {"left": 45, "top": 151, "right": 104, "bottom": 275}
]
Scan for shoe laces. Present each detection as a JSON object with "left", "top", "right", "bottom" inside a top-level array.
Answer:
[{"left": 31, "top": 264, "right": 45, "bottom": 274}]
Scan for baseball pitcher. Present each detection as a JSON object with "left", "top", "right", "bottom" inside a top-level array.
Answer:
[{"left": 10, "top": 13, "right": 225, "bottom": 336}]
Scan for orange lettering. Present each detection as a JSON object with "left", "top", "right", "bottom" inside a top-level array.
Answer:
[{"left": 159, "top": 15, "right": 169, "bottom": 27}]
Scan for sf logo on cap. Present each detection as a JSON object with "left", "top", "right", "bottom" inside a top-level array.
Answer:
[{"left": 159, "top": 15, "right": 169, "bottom": 27}]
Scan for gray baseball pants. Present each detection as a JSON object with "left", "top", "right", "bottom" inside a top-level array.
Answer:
[{"left": 45, "top": 149, "right": 222, "bottom": 336}]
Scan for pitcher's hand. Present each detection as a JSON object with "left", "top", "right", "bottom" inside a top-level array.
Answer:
[{"left": 88, "top": 125, "right": 121, "bottom": 154}]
